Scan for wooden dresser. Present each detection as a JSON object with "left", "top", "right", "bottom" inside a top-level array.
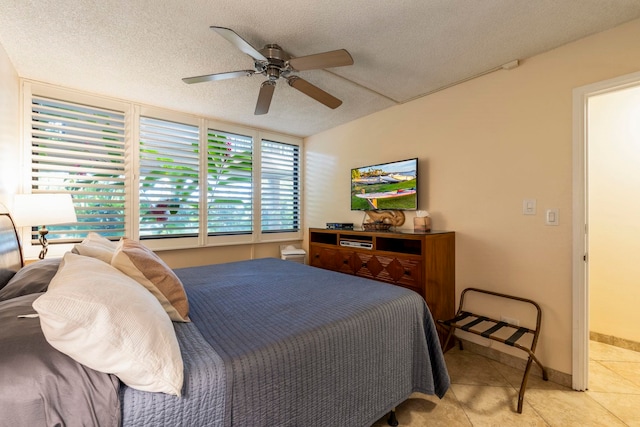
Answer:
[{"left": 308, "top": 227, "right": 455, "bottom": 347}]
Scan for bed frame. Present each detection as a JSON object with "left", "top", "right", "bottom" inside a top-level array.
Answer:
[{"left": 0, "top": 212, "right": 23, "bottom": 274}]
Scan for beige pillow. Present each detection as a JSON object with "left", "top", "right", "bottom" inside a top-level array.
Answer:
[
  {"left": 72, "top": 232, "right": 118, "bottom": 263},
  {"left": 111, "top": 238, "right": 190, "bottom": 322},
  {"left": 33, "top": 253, "right": 184, "bottom": 396}
]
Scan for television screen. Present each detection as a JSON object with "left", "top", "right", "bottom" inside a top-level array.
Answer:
[{"left": 351, "top": 158, "right": 418, "bottom": 210}]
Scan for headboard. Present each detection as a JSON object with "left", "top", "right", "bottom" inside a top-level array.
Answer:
[{"left": 0, "top": 212, "right": 24, "bottom": 274}]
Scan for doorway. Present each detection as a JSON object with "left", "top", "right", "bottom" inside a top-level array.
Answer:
[{"left": 572, "top": 71, "right": 640, "bottom": 391}]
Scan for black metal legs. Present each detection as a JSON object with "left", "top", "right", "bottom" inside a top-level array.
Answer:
[{"left": 387, "top": 409, "right": 398, "bottom": 426}]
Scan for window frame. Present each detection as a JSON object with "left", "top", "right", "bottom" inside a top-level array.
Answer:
[
  {"left": 136, "top": 114, "right": 202, "bottom": 242},
  {"left": 29, "top": 94, "right": 128, "bottom": 241},
  {"left": 20, "top": 81, "right": 303, "bottom": 257},
  {"left": 205, "top": 125, "right": 255, "bottom": 238},
  {"left": 259, "top": 133, "right": 302, "bottom": 236},
  {"left": 135, "top": 107, "right": 202, "bottom": 249}
]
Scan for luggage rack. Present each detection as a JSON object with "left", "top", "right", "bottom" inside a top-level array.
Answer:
[{"left": 438, "top": 287, "right": 549, "bottom": 413}]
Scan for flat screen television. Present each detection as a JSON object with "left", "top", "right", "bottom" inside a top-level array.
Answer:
[{"left": 350, "top": 158, "right": 418, "bottom": 210}]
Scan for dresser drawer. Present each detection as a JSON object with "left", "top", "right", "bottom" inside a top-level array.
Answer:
[
  {"left": 353, "top": 253, "right": 423, "bottom": 291},
  {"left": 310, "top": 246, "right": 360, "bottom": 275}
]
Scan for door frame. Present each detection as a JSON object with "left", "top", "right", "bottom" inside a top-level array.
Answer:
[{"left": 572, "top": 70, "right": 640, "bottom": 390}]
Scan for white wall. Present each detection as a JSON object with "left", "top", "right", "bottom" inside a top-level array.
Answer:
[
  {"left": 0, "top": 41, "right": 20, "bottom": 208},
  {"left": 304, "top": 18, "right": 640, "bottom": 375},
  {"left": 588, "top": 85, "right": 640, "bottom": 343}
]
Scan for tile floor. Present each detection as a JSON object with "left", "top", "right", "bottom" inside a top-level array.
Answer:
[{"left": 372, "top": 341, "right": 640, "bottom": 426}]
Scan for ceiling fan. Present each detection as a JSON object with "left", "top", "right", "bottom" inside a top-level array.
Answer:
[{"left": 183, "top": 26, "right": 354, "bottom": 115}]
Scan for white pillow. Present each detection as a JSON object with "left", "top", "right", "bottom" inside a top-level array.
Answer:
[
  {"left": 72, "top": 232, "right": 118, "bottom": 263},
  {"left": 32, "top": 252, "right": 184, "bottom": 396}
]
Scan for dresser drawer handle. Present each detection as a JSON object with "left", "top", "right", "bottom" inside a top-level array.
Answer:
[
  {"left": 404, "top": 269, "right": 411, "bottom": 276},
  {"left": 343, "top": 259, "right": 349, "bottom": 264}
]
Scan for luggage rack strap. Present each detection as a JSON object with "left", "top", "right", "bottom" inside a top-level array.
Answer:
[{"left": 445, "top": 312, "right": 535, "bottom": 346}]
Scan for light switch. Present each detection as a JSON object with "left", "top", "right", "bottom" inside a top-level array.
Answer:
[
  {"left": 523, "top": 199, "right": 536, "bottom": 215},
  {"left": 546, "top": 208, "right": 559, "bottom": 226}
]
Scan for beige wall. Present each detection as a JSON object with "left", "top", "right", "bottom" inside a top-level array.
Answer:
[
  {"left": 304, "top": 19, "right": 640, "bottom": 375},
  {"left": 0, "top": 42, "right": 20, "bottom": 208},
  {"left": 588, "top": 84, "right": 640, "bottom": 343},
  {"left": 157, "top": 240, "right": 303, "bottom": 269}
]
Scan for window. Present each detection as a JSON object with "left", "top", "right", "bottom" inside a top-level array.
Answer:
[
  {"left": 206, "top": 130, "right": 253, "bottom": 235},
  {"left": 30, "top": 95, "right": 126, "bottom": 241},
  {"left": 261, "top": 140, "right": 300, "bottom": 233},
  {"left": 139, "top": 117, "right": 200, "bottom": 238},
  {"left": 24, "top": 83, "right": 302, "bottom": 249}
]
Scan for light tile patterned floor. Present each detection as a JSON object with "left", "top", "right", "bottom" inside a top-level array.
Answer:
[{"left": 372, "top": 341, "right": 640, "bottom": 426}]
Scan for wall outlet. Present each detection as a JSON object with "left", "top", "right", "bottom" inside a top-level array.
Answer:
[{"left": 501, "top": 316, "right": 520, "bottom": 326}]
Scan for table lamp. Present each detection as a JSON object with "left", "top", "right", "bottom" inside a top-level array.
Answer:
[{"left": 13, "top": 194, "right": 78, "bottom": 259}]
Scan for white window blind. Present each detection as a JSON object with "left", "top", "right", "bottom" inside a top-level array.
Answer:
[
  {"left": 30, "top": 96, "right": 126, "bottom": 241},
  {"left": 260, "top": 140, "right": 300, "bottom": 233},
  {"left": 139, "top": 117, "right": 200, "bottom": 238},
  {"left": 206, "top": 130, "right": 253, "bottom": 235}
]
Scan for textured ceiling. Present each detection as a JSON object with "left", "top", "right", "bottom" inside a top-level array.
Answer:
[{"left": 1, "top": 0, "right": 640, "bottom": 137}]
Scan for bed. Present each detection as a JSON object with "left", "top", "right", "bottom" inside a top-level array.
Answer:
[{"left": 0, "top": 211, "right": 449, "bottom": 427}]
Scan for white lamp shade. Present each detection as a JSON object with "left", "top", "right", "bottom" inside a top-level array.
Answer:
[{"left": 13, "top": 194, "right": 78, "bottom": 227}]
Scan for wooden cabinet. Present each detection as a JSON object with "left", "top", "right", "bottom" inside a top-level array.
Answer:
[{"left": 308, "top": 227, "right": 455, "bottom": 347}]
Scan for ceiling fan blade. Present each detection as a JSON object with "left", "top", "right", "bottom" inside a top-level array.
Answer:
[
  {"left": 255, "top": 81, "right": 276, "bottom": 115},
  {"left": 182, "top": 70, "right": 255, "bottom": 84},
  {"left": 287, "top": 77, "right": 342, "bottom": 109},
  {"left": 210, "top": 26, "right": 268, "bottom": 62},
  {"left": 288, "top": 49, "right": 353, "bottom": 71}
]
